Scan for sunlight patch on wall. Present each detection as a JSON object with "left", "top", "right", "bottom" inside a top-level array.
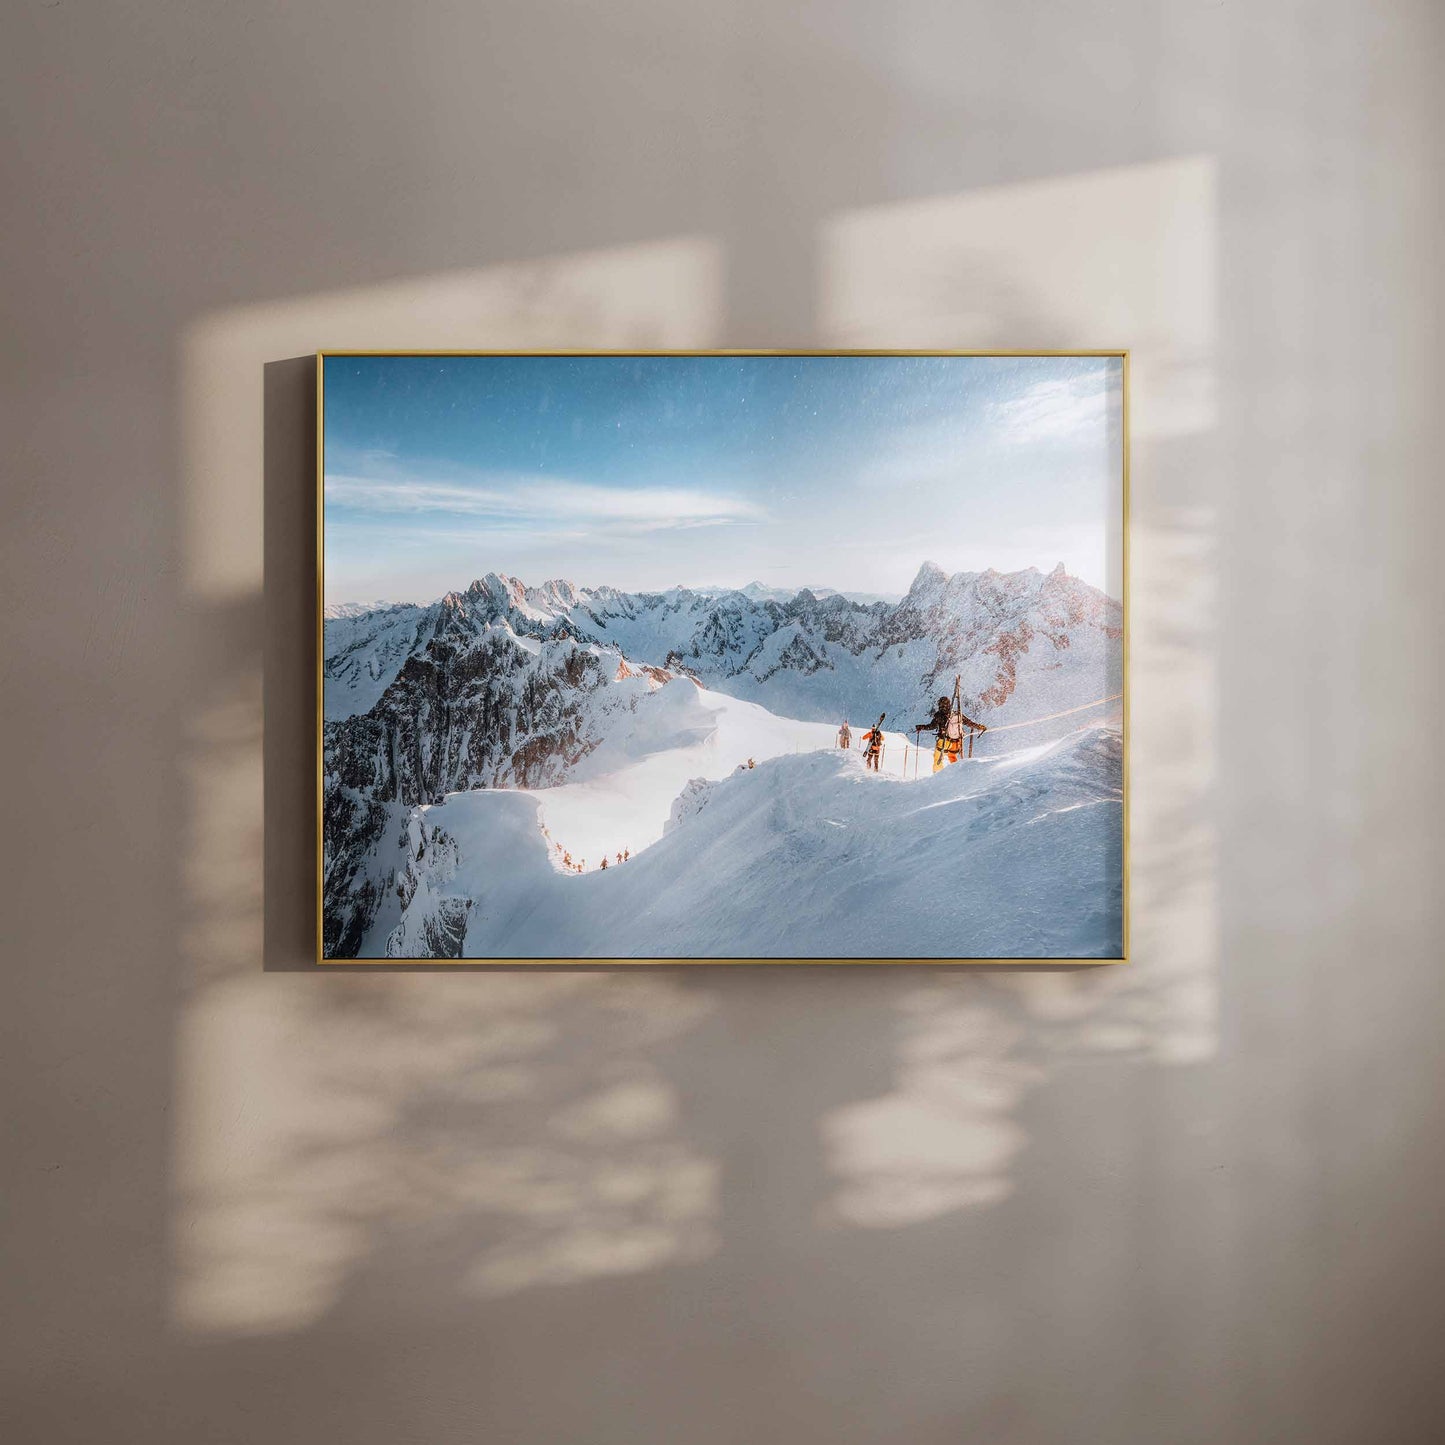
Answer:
[
  {"left": 173, "top": 236, "right": 723, "bottom": 1335},
  {"left": 172, "top": 974, "right": 717, "bottom": 1335},
  {"left": 821, "top": 997, "right": 1038, "bottom": 1226},
  {"left": 819, "top": 156, "right": 1216, "bottom": 440},
  {"left": 817, "top": 158, "right": 1219, "bottom": 1226},
  {"left": 179, "top": 235, "right": 724, "bottom": 601},
  {"left": 462, "top": 1078, "right": 720, "bottom": 1299}
]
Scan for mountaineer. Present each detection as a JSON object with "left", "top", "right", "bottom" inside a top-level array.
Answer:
[
  {"left": 861, "top": 716, "right": 885, "bottom": 771},
  {"left": 918, "top": 693, "right": 954, "bottom": 771},
  {"left": 918, "top": 684, "right": 984, "bottom": 772}
]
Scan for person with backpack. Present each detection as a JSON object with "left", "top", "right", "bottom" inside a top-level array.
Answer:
[
  {"left": 918, "top": 690, "right": 982, "bottom": 771},
  {"left": 861, "top": 719, "right": 885, "bottom": 771},
  {"left": 918, "top": 694, "right": 954, "bottom": 771},
  {"left": 838, "top": 719, "right": 852, "bottom": 750}
]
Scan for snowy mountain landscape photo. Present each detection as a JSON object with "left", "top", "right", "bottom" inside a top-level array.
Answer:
[{"left": 320, "top": 353, "right": 1126, "bottom": 960}]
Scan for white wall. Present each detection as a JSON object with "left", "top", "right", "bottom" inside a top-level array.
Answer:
[{"left": 2, "top": 3, "right": 1441, "bottom": 1442}]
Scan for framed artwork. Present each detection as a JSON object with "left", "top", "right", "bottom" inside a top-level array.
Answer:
[{"left": 318, "top": 351, "right": 1127, "bottom": 963}]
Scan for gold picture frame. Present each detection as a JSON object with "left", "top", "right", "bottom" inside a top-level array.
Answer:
[{"left": 317, "top": 350, "right": 1129, "bottom": 965}]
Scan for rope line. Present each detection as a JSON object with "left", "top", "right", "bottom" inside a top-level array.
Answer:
[
  {"left": 845, "top": 693, "right": 1120, "bottom": 776},
  {"left": 981, "top": 694, "right": 1123, "bottom": 733}
]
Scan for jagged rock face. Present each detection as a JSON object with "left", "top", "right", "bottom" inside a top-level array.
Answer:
[
  {"left": 882, "top": 561, "right": 1123, "bottom": 702},
  {"left": 321, "top": 787, "right": 407, "bottom": 959},
  {"left": 323, "top": 581, "right": 585, "bottom": 722},
  {"left": 325, "top": 628, "right": 614, "bottom": 806},
  {"left": 324, "top": 797, "right": 474, "bottom": 960},
  {"left": 322, "top": 622, "right": 673, "bottom": 956},
  {"left": 386, "top": 896, "right": 470, "bottom": 959},
  {"left": 323, "top": 601, "right": 437, "bottom": 719},
  {"left": 664, "top": 777, "right": 713, "bottom": 836},
  {"left": 385, "top": 816, "right": 469, "bottom": 958}
]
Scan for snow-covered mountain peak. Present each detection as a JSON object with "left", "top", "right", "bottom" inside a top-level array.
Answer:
[
  {"left": 527, "top": 577, "right": 586, "bottom": 610},
  {"left": 906, "top": 560, "right": 951, "bottom": 601},
  {"left": 465, "top": 571, "right": 528, "bottom": 607},
  {"left": 324, "top": 599, "right": 409, "bottom": 620}
]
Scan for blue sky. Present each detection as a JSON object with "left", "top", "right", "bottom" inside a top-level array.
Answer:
[{"left": 323, "top": 353, "right": 1123, "bottom": 603}]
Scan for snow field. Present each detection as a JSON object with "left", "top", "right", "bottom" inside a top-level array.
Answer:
[
  {"left": 368, "top": 720, "right": 1123, "bottom": 959},
  {"left": 533, "top": 679, "right": 920, "bottom": 870}
]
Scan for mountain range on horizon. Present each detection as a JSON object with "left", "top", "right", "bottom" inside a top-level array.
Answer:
[
  {"left": 324, "top": 559, "right": 1120, "bottom": 720},
  {"left": 325, "top": 581, "right": 903, "bottom": 614},
  {"left": 323, "top": 564, "right": 1115, "bottom": 620}
]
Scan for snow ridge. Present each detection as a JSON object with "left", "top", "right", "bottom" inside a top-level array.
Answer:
[{"left": 368, "top": 725, "right": 1123, "bottom": 960}]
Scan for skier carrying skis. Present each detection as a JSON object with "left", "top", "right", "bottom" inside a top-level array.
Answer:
[
  {"left": 861, "top": 717, "right": 885, "bottom": 771},
  {"left": 918, "top": 687, "right": 984, "bottom": 772},
  {"left": 918, "top": 694, "right": 953, "bottom": 771}
]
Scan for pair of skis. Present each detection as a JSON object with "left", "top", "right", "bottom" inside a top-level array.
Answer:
[{"left": 949, "top": 674, "right": 987, "bottom": 759}]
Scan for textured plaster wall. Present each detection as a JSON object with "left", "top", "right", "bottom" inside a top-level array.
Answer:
[{"left": 2, "top": 3, "right": 1441, "bottom": 1442}]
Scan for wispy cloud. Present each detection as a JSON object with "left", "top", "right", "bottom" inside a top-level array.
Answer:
[
  {"left": 853, "top": 363, "right": 1119, "bottom": 490},
  {"left": 325, "top": 473, "right": 765, "bottom": 532},
  {"left": 990, "top": 369, "right": 1121, "bottom": 445}
]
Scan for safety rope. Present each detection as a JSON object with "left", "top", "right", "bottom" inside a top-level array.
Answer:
[
  {"left": 982, "top": 693, "right": 1123, "bottom": 733},
  {"left": 851, "top": 692, "right": 1121, "bottom": 776}
]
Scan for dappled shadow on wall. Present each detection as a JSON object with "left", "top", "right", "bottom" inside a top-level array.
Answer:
[
  {"left": 172, "top": 974, "right": 718, "bottom": 1334},
  {"left": 170, "top": 157, "right": 1218, "bottom": 1341}
]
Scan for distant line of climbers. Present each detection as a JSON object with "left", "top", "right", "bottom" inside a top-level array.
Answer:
[{"left": 554, "top": 840, "right": 631, "bottom": 874}]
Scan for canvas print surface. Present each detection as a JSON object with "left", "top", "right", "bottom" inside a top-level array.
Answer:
[{"left": 320, "top": 353, "right": 1125, "bottom": 960}]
